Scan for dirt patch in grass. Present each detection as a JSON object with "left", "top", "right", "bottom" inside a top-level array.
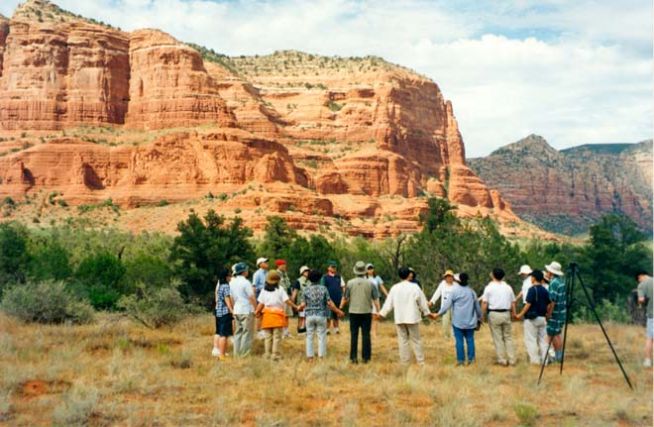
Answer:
[{"left": 18, "top": 379, "right": 71, "bottom": 399}]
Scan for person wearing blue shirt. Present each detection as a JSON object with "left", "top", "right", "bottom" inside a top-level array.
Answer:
[
  {"left": 434, "top": 273, "right": 482, "bottom": 366},
  {"left": 253, "top": 257, "right": 269, "bottom": 339}
]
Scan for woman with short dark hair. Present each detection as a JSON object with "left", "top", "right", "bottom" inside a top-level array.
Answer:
[{"left": 434, "top": 273, "right": 482, "bottom": 365}]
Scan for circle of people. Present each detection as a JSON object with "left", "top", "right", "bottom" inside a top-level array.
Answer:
[{"left": 212, "top": 257, "right": 568, "bottom": 366}]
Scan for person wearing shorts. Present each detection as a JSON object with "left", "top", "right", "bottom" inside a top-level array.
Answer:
[
  {"left": 545, "top": 262, "right": 566, "bottom": 363},
  {"left": 213, "top": 274, "right": 234, "bottom": 361}
]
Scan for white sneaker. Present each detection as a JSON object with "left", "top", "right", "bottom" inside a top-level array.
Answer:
[
  {"left": 211, "top": 347, "right": 220, "bottom": 357},
  {"left": 257, "top": 331, "right": 266, "bottom": 340},
  {"left": 644, "top": 358, "right": 652, "bottom": 368}
]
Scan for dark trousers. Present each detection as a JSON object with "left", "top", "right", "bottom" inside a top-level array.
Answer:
[{"left": 349, "top": 313, "right": 372, "bottom": 362}]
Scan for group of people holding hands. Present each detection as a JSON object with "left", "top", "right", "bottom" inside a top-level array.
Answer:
[{"left": 212, "top": 257, "right": 570, "bottom": 366}]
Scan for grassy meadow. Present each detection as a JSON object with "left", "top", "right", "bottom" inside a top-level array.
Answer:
[{"left": 0, "top": 314, "right": 652, "bottom": 426}]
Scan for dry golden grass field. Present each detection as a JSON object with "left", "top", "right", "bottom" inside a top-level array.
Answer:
[{"left": 0, "top": 313, "right": 652, "bottom": 427}]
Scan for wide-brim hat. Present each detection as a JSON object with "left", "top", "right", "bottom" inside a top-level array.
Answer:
[
  {"left": 545, "top": 262, "right": 564, "bottom": 276},
  {"left": 519, "top": 265, "right": 533, "bottom": 275},
  {"left": 353, "top": 261, "right": 367, "bottom": 275},
  {"left": 442, "top": 269, "right": 455, "bottom": 278},
  {"left": 266, "top": 270, "right": 281, "bottom": 285},
  {"left": 256, "top": 257, "right": 269, "bottom": 267},
  {"left": 233, "top": 262, "right": 248, "bottom": 275},
  {"left": 453, "top": 273, "right": 460, "bottom": 283},
  {"left": 327, "top": 260, "right": 338, "bottom": 267},
  {"left": 299, "top": 265, "right": 310, "bottom": 275}
]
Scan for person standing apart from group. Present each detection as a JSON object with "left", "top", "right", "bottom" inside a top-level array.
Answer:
[
  {"left": 514, "top": 269, "right": 551, "bottom": 365},
  {"left": 253, "top": 257, "right": 269, "bottom": 339},
  {"left": 340, "top": 261, "right": 380, "bottom": 363},
  {"left": 322, "top": 261, "right": 346, "bottom": 334},
  {"left": 379, "top": 267, "right": 434, "bottom": 365},
  {"left": 636, "top": 271, "right": 653, "bottom": 368},
  {"left": 544, "top": 261, "right": 566, "bottom": 363},
  {"left": 298, "top": 270, "right": 344, "bottom": 360},
  {"left": 429, "top": 269, "right": 456, "bottom": 339},
  {"left": 229, "top": 262, "right": 257, "bottom": 357},
  {"left": 481, "top": 268, "right": 517, "bottom": 366},
  {"left": 366, "top": 263, "right": 388, "bottom": 337},
  {"left": 255, "top": 270, "right": 299, "bottom": 361},
  {"left": 433, "top": 273, "right": 481, "bottom": 366}
]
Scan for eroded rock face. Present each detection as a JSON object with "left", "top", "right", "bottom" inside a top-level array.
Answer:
[
  {"left": 125, "top": 30, "right": 234, "bottom": 130},
  {"left": 468, "top": 135, "right": 653, "bottom": 234},
  {"left": 0, "top": 130, "right": 309, "bottom": 206},
  {"left": 0, "top": 1, "right": 517, "bottom": 237},
  {"left": 0, "top": 2, "right": 130, "bottom": 129}
]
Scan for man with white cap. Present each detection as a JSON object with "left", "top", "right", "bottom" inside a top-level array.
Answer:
[
  {"left": 514, "top": 265, "right": 533, "bottom": 304},
  {"left": 544, "top": 261, "right": 566, "bottom": 363},
  {"left": 253, "top": 257, "right": 269, "bottom": 339}
]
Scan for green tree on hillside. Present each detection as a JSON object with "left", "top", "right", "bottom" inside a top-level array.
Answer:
[
  {"left": 170, "top": 210, "right": 254, "bottom": 303},
  {"left": 585, "top": 214, "right": 651, "bottom": 303},
  {"left": 0, "top": 223, "right": 30, "bottom": 288}
]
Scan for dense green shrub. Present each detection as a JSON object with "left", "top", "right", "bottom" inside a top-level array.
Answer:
[
  {"left": 75, "top": 252, "right": 127, "bottom": 309},
  {"left": 117, "top": 286, "right": 194, "bottom": 328},
  {"left": 1, "top": 281, "right": 94, "bottom": 324},
  {"left": 170, "top": 210, "right": 254, "bottom": 303},
  {"left": 0, "top": 222, "right": 30, "bottom": 287}
]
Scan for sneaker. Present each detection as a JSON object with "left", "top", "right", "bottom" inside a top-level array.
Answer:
[
  {"left": 644, "top": 359, "right": 652, "bottom": 368},
  {"left": 257, "top": 331, "right": 266, "bottom": 340},
  {"left": 335, "top": 328, "right": 340, "bottom": 334},
  {"left": 211, "top": 347, "right": 220, "bottom": 357}
]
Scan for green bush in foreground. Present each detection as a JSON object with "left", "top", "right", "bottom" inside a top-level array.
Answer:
[
  {"left": 1, "top": 280, "right": 94, "bottom": 324},
  {"left": 118, "top": 286, "right": 196, "bottom": 328}
]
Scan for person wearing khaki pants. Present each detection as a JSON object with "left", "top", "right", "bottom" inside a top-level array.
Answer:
[
  {"left": 233, "top": 313, "right": 254, "bottom": 356},
  {"left": 487, "top": 311, "right": 515, "bottom": 365},
  {"left": 481, "top": 268, "right": 517, "bottom": 366},
  {"left": 379, "top": 267, "right": 437, "bottom": 366}
]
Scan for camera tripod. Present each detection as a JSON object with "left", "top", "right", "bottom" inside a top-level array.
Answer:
[{"left": 537, "top": 263, "right": 633, "bottom": 389}]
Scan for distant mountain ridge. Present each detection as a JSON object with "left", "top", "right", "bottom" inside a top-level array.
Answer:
[{"left": 469, "top": 135, "right": 653, "bottom": 235}]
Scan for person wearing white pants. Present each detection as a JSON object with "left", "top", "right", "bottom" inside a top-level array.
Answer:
[{"left": 515, "top": 270, "right": 551, "bottom": 364}]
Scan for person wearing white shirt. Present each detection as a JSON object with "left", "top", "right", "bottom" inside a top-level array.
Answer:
[
  {"left": 379, "top": 267, "right": 436, "bottom": 365},
  {"left": 514, "top": 265, "right": 533, "bottom": 304},
  {"left": 429, "top": 269, "right": 456, "bottom": 339},
  {"left": 481, "top": 268, "right": 517, "bottom": 366},
  {"left": 229, "top": 262, "right": 257, "bottom": 357}
]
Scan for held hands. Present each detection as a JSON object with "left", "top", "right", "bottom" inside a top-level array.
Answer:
[{"left": 428, "top": 313, "right": 439, "bottom": 321}]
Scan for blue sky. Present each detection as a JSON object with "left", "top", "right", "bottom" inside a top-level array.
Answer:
[{"left": 1, "top": 0, "right": 652, "bottom": 157}]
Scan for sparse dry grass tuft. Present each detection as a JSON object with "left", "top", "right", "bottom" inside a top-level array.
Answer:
[{"left": 0, "top": 312, "right": 651, "bottom": 426}]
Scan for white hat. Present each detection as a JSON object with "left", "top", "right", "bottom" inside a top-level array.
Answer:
[
  {"left": 256, "top": 257, "right": 268, "bottom": 267},
  {"left": 519, "top": 265, "right": 533, "bottom": 275},
  {"left": 453, "top": 273, "right": 461, "bottom": 283},
  {"left": 299, "top": 265, "right": 310, "bottom": 274},
  {"left": 545, "top": 261, "right": 564, "bottom": 276}
]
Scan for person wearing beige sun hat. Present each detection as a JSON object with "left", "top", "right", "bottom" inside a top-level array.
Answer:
[
  {"left": 544, "top": 261, "right": 566, "bottom": 363},
  {"left": 429, "top": 269, "right": 457, "bottom": 339}
]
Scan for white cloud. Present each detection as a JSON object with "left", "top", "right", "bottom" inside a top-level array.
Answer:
[{"left": 0, "top": 0, "right": 651, "bottom": 156}]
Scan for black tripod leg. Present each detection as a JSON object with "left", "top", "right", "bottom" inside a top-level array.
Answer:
[
  {"left": 576, "top": 272, "right": 634, "bottom": 390},
  {"left": 537, "top": 338, "right": 554, "bottom": 386},
  {"left": 560, "top": 273, "right": 575, "bottom": 374}
]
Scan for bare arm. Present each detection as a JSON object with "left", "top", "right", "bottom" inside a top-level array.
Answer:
[
  {"left": 327, "top": 300, "right": 344, "bottom": 317},
  {"left": 515, "top": 302, "right": 531, "bottom": 319},
  {"left": 255, "top": 302, "right": 264, "bottom": 316},
  {"left": 481, "top": 301, "right": 488, "bottom": 321},
  {"left": 249, "top": 295, "right": 257, "bottom": 311},
  {"left": 225, "top": 296, "right": 234, "bottom": 314}
]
